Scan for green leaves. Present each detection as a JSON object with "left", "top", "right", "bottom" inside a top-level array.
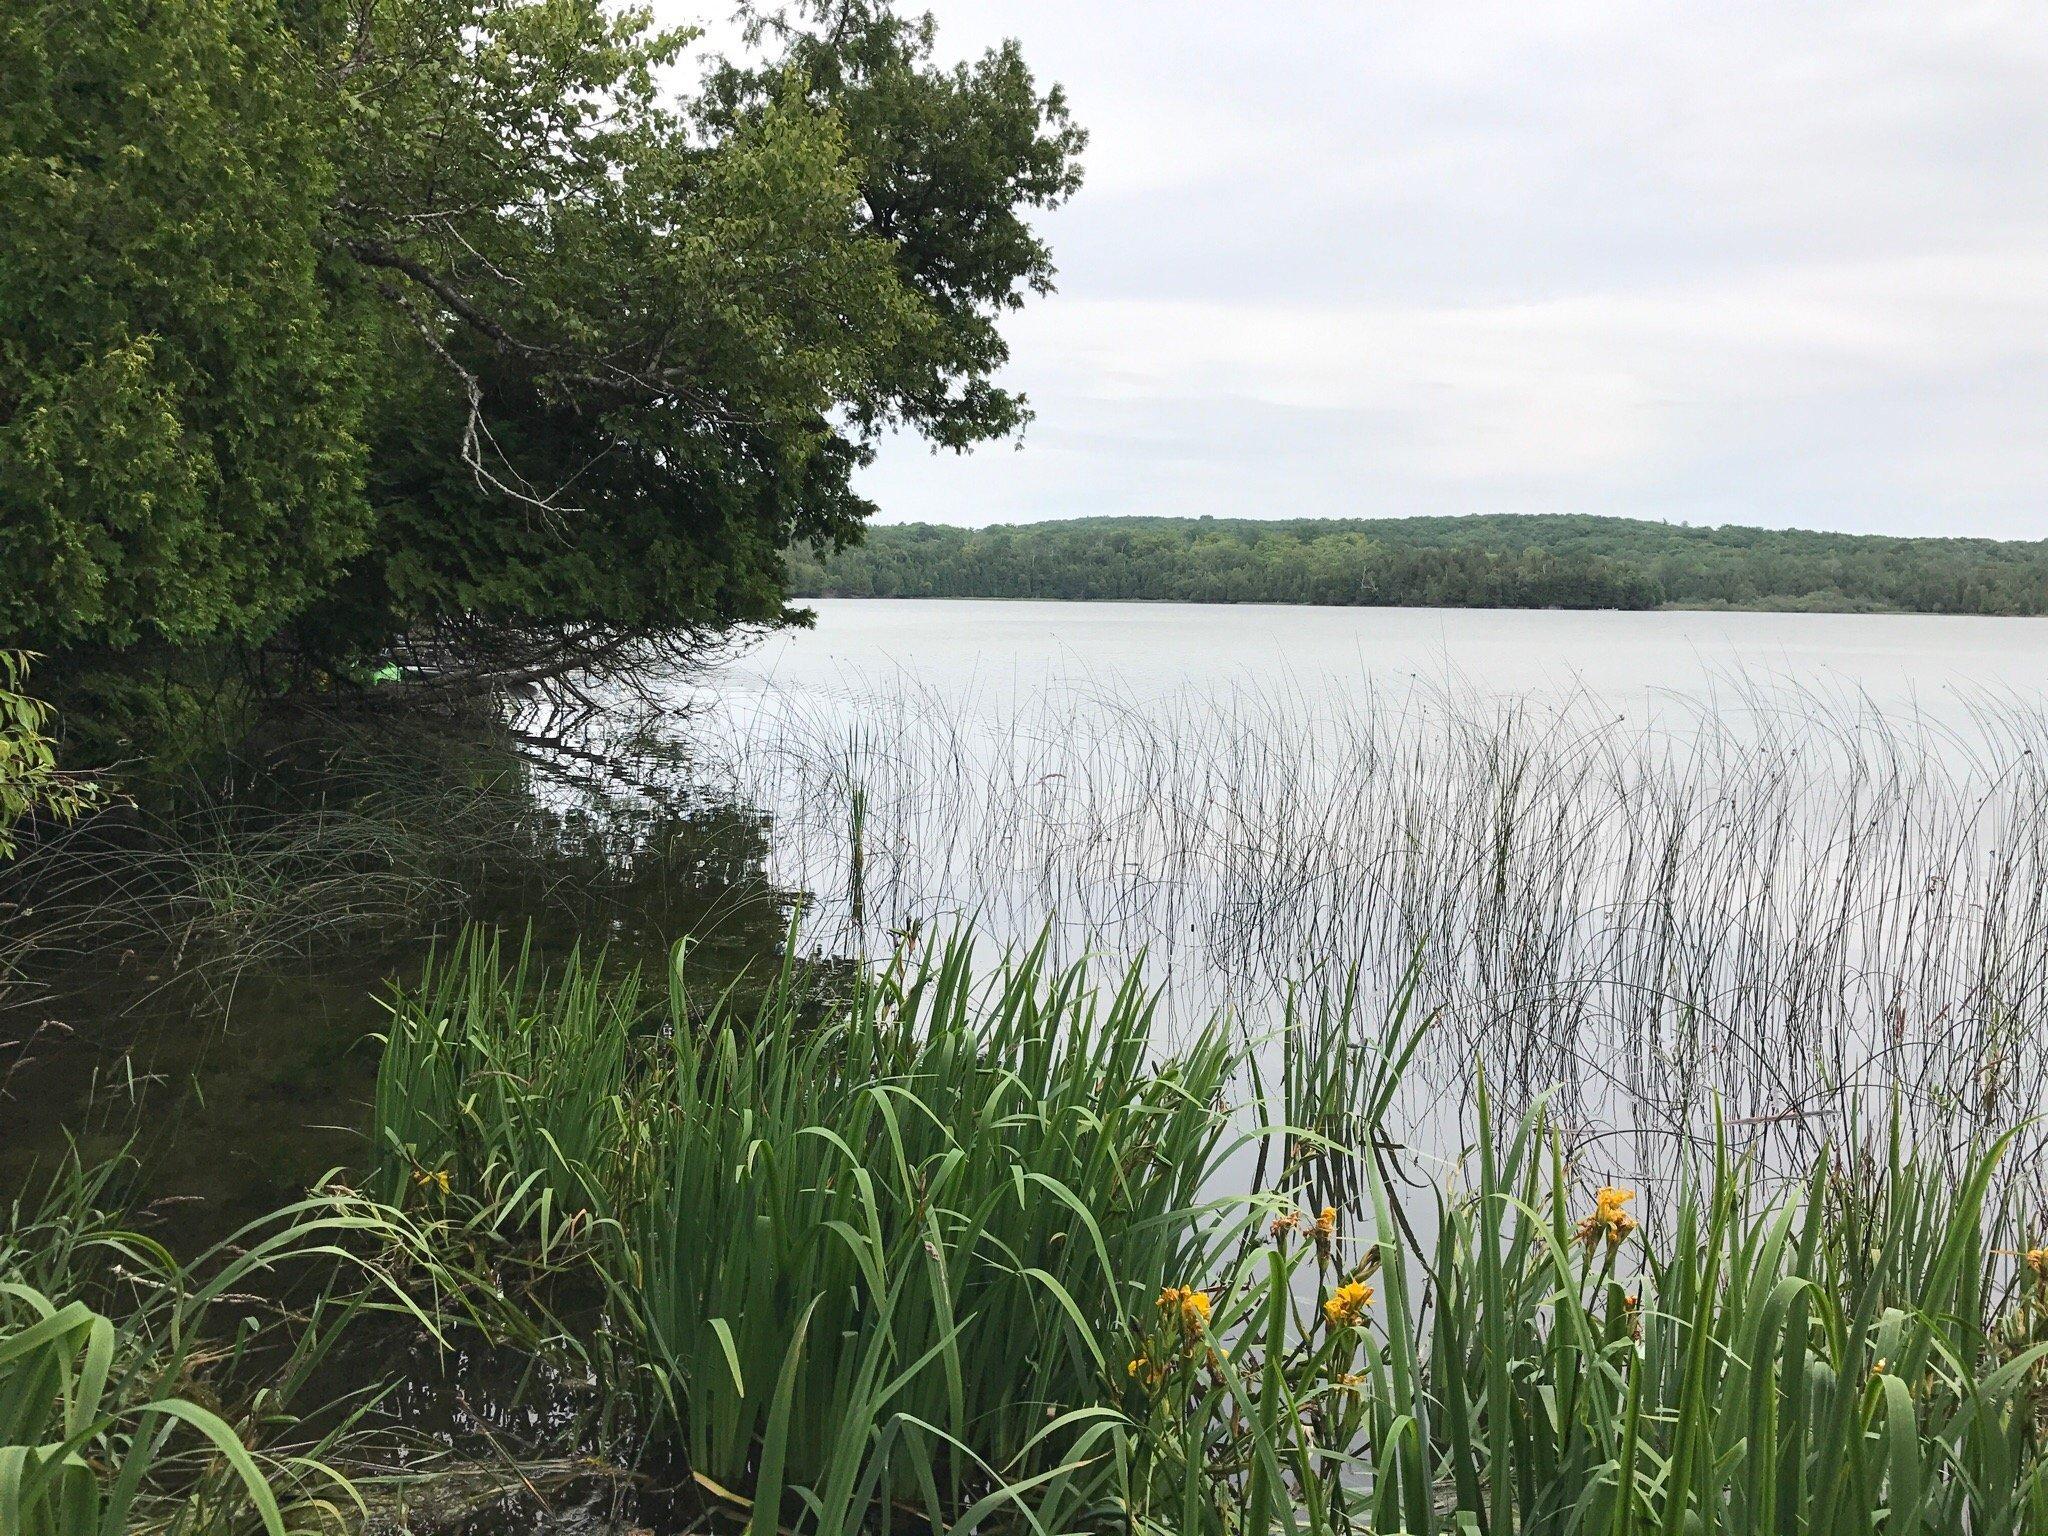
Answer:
[
  {"left": 1, "top": 0, "right": 372, "bottom": 652},
  {"left": 374, "top": 926, "right": 1238, "bottom": 1531},
  {"left": 328, "top": 0, "right": 1040, "bottom": 659},
  {"left": 705, "top": 4, "right": 1085, "bottom": 450},
  {"left": 367, "top": 922, "right": 2048, "bottom": 1534},
  {"left": 9, "top": 0, "right": 1082, "bottom": 691},
  {"left": 0, "top": 653, "right": 100, "bottom": 857},
  {"left": 0, "top": 1177, "right": 481, "bottom": 1536}
]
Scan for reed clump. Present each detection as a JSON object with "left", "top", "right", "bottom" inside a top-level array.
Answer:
[
  {"left": 376, "top": 930, "right": 1244, "bottom": 1529},
  {"left": 691, "top": 676, "right": 2048, "bottom": 1196},
  {"left": 0, "top": 1158, "right": 497, "bottom": 1536},
  {"left": 371, "top": 926, "right": 2048, "bottom": 1535}
]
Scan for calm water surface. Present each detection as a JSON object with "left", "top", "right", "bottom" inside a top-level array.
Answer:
[
  {"left": 683, "top": 600, "right": 2048, "bottom": 1190},
  {"left": 7, "top": 600, "right": 2048, "bottom": 1221},
  {"left": 729, "top": 599, "right": 2048, "bottom": 714}
]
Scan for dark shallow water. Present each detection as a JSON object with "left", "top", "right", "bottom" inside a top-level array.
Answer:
[
  {"left": 0, "top": 715, "right": 801, "bottom": 1242},
  {"left": 0, "top": 713, "right": 805, "bottom": 1532}
]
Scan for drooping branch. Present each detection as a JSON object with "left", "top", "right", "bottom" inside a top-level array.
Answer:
[
  {"left": 277, "top": 617, "right": 772, "bottom": 715},
  {"left": 368, "top": 273, "right": 583, "bottom": 517},
  {"left": 340, "top": 234, "right": 749, "bottom": 425}
]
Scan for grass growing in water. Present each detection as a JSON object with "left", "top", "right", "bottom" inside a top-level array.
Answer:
[
  {"left": 0, "top": 1160, "right": 449, "bottom": 1535},
  {"left": 372, "top": 926, "right": 2048, "bottom": 1534},
  {"left": 371, "top": 930, "right": 636, "bottom": 1230},
  {"left": 378, "top": 930, "right": 1243, "bottom": 1528},
  {"left": 689, "top": 676, "right": 2048, "bottom": 1197}
]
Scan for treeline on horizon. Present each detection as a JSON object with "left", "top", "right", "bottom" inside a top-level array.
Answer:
[{"left": 789, "top": 515, "right": 2048, "bottom": 614}]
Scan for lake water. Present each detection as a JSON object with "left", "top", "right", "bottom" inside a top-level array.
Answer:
[
  {"left": 721, "top": 599, "right": 2048, "bottom": 715},
  {"left": 9, "top": 599, "right": 2048, "bottom": 1219},
  {"left": 675, "top": 600, "right": 2048, "bottom": 1191}
]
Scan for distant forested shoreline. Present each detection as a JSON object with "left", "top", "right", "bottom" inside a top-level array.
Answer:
[{"left": 788, "top": 515, "right": 2048, "bottom": 615}]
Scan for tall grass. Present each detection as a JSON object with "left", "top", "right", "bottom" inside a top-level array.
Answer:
[
  {"left": 373, "top": 925, "right": 2048, "bottom": 1533},
  {"left": 1412, "top": 1092, "right": 2048, "bottom": 1535},
  {"left": 0, "top": 1154, "right": 519, "bottom": 1535},
  {"left": 370, "top": 929, "right": 635, "bottom": 1228},
  {"left": 687, "top": 673, "right": 2048, "bottom": 1193},
  {"left": 378, "top": 931, "right": 1250, "bottom": 1527}
]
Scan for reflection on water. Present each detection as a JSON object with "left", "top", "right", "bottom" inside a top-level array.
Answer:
[
  {"left": 659, "top": 601, "right": 2048, "bottom": 1203},
  {"left": 7, "top": 599, "right": 2048, "bottom": 1228},
  {"left": 0, "top": 715, "right": 799, "bottom": 1236}
]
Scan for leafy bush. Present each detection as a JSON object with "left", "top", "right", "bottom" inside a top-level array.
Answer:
[{"left": 0, "top": 652, "right": 100, "bottom": 858}]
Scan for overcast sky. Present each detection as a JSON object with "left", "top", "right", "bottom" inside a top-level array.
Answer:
[{"left": 807, "top": 4, "right": 2048, "bottom": 536}]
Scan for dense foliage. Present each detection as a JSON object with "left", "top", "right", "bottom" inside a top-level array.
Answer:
[
  {"left": 0, "top": 654, "right": 100, "bottom": 856},
  {"left": 0, "top": 0, "right": 1080, "bottom": 686},
  {"left": 788, "top": 514, "right": 2048, "bottom": 614},
  {"left": 370, "top": 929, "right": 2048, "bottom": 1536},
  {"left": 0, "top": 0, "right": 370, "bottom": 651}
]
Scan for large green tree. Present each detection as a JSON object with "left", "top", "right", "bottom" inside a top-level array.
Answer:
[
  {"left": 0, "top": 0, "right": 1082, "bottom": 687},
  {"left": 0, "top": 0, "right": 374, "bottom": 650}
]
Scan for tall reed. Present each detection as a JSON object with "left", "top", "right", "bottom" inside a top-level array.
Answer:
[
  {"left": 372, "top": 923, "right": 2048, "bottom": 1533},
  {"left": 376, "top": 930, "right": 1251, "bottom": 1527},
  {"left": 370, "top": 929, "right": 635, "bottom": 1229},
  {"left": 0, "top": 1158, "right": 481, "bottom": 1535},
  {"left": 687, "top": 673, "right": 2048, "bottom": 1195}
]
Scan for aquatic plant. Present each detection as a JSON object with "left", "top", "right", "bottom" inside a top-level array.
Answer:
[
  {"left": 0, "top": 1284, "right": 305, "bottom": 1536},
  {"left": 0, "top": 1155, "right": 521, "bottom": 1536},
  {"left": 691, "top": 673, "right": 2048, "bottom": 1198},
  {"left": 371, "top": 928, "right": 635, "bottom": 1233},
  {"left": 377, "top": 930, "right": 1251, "bottom": 1527},
  {"left": 372, "top": 925, "right": 2048, "bottom": 1534}
]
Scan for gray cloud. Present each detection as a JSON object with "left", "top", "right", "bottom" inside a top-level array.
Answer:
[{"left": 805, "top": 1, "right": 2048, "bottom": 535}]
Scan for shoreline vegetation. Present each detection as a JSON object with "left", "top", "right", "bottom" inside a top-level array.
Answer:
[
  {"left": 787, "top": 514, "right": 2048, "bottom": 615},
  {"left": 8, "top": 647, "right": 2048, "bottom": 1530},
  {"left": 8, "top": 653, "right": 2048, "bottom": 1530},
  {"left": 14, "top": 0, "right": 2048, "bottom": 1525},
  {"left": 9, "top": 929, "right": 2048, "bottom": 1534}
]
